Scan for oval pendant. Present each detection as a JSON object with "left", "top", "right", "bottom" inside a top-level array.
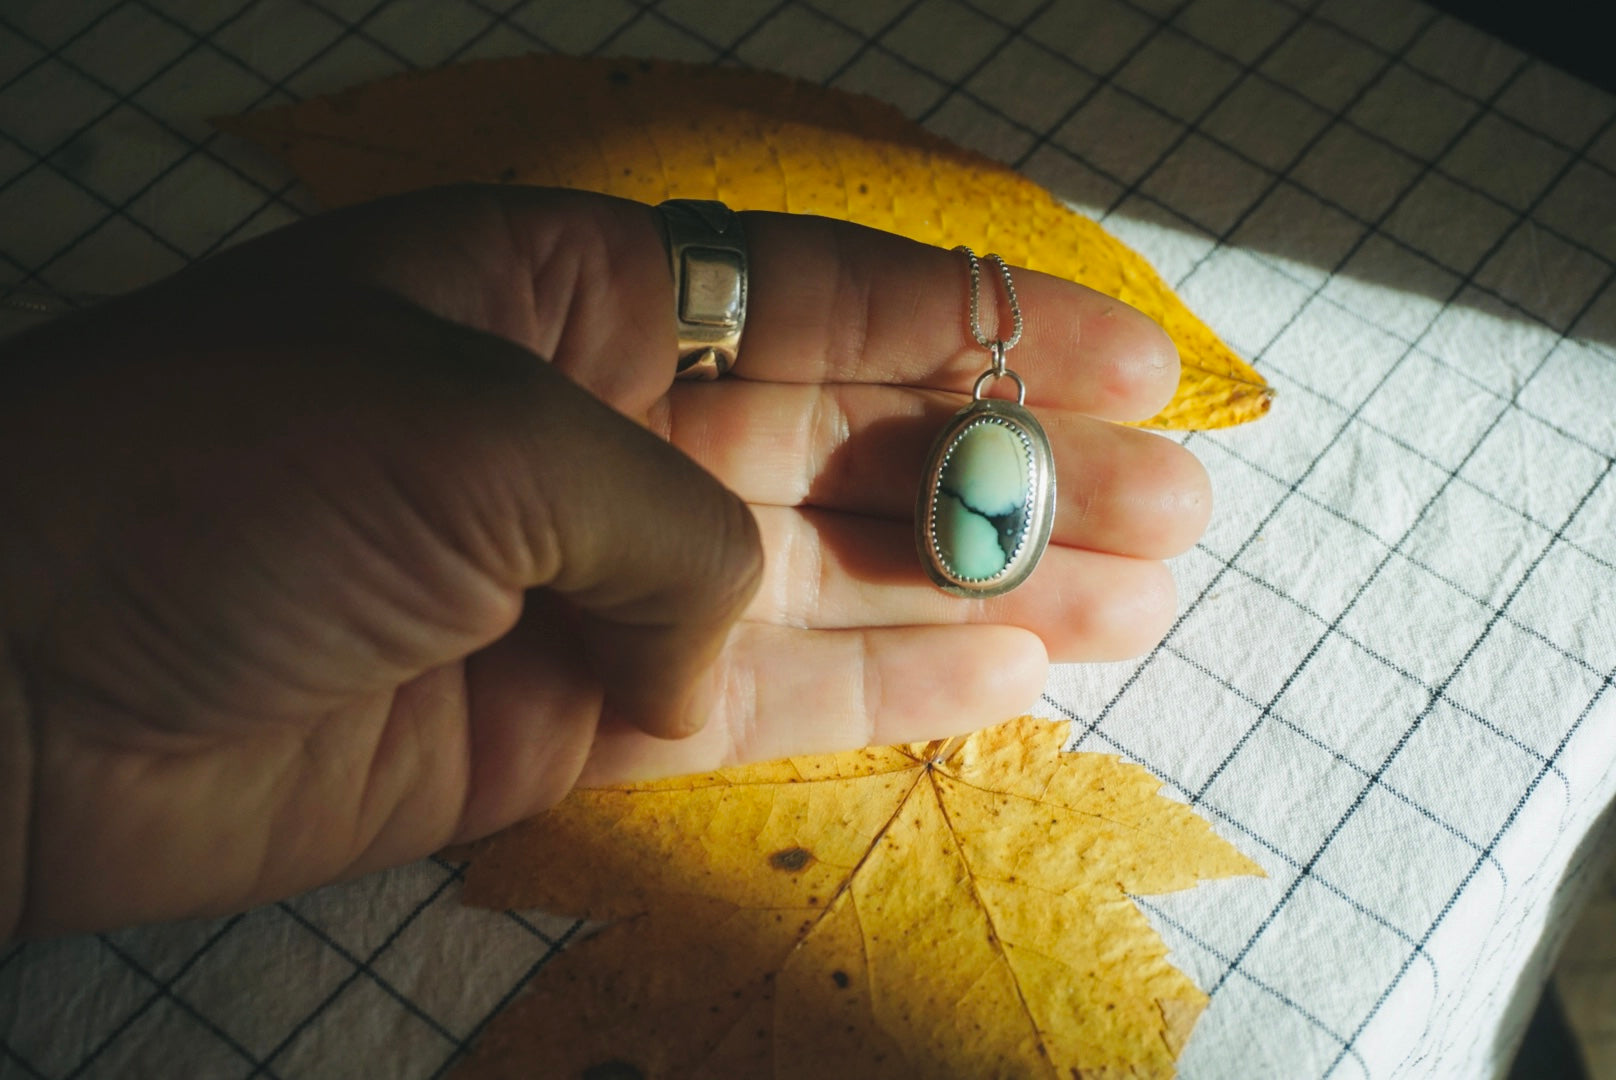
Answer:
[{"left": 915, "top": 397, "right": 1056, "bottom": 597}]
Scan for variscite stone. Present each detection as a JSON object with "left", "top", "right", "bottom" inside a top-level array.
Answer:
[{"left": 934, "top": 421, "right": 1031, "bottom": 580}]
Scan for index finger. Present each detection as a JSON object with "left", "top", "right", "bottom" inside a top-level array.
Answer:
[
  {"left": 209, "top": 187, "right": 1177, "bottom": 421},
  {"left": 738, "top": 212, "right": 1181, "bottom": 422}
]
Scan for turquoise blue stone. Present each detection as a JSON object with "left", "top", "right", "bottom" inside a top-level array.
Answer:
[{"left": 935, "top": 422, "right": 1031, "bottom": 580}]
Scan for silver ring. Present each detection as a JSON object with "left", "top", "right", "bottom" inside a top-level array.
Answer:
[{"left": 656, "top": 199, "right": 748, "bottom": 380}]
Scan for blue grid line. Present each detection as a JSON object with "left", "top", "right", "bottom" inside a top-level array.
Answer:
[
  {"left": 178, "top": 0, "right": 593, "bottom": 267},
  {"left": 3, "top": 0, "right": 561, "bottom": 301},
  {"left": 247, "top": 860, "right": 462, "bottom": 1079},
  {"left": 2, "top": 0, "right": 502, "bottom": 303},
  {"left": 589, "top": 0, "right": 672, "bottom": 57},
  {"left": 0, "top": 0, "right": 302, "bottom": 232},
  {"left": 289, "top": 0, "right": 430, "bottom": 72},
  {"left": 273, "top": 901, "right": 462, "bottom": 1053},
  {"left": 185, "top": 178, "right": 307, "bottom": 262},
  {"left": 424, "top": 918, "right": 584, "bottom": 1080},
  {"left": 1015, "top": 3, "right": 1342, "bottom": 227},
  {"left": 910, "top": 0, "right": 1059, "bottom": 129},
  {"left": 1250, "top": 266, "right": 1616, "bottom": 501},
  {"left": 1206, "top": 451, "right": 1612, "bottom": 1018},
  {"left": 793, "top": 0, "right": 1616, "bottom": 380},
  {"left": 1044, "top": 696, "right": 1442, "bottom": 956},
  {"left": 1265, "top": 0, "right": 1616, "bottom": 183},
  {"left": 0, "top": 0, "right": 278, "bottom": 302},
  {"left": 500, "top": 908, "right": 561, "bottom": 945},
  {"left": 87, "top": 926, "right": 275, "bottom": 1080},
  {"left": 1065, "top": 63, "right": 1615, "bottom": 1042},
  {"left": 1045, "top": 694, "right": 1441, "bottom": 1033},
  {"left": 1081, "top": 15, "right": 1611, "bottom": 794},
  {"left": 1098, "top": 136, "right": 1616, "bottom": 360},
  {"left": 428, "top": 853, "right": 564, "bottom": 946},
  {"left": 1081, "top": 308, "right": 1448, "bottom": 767},
  {"left": 0, "top": 1040, "right": 47, "bottom": 1080},
  {"left": 1133, "top": 33, "right": 1523, "bottom": 346},
  {"left": 452, "top": 0, "right": 558, "bottom": 54},
  {"left": 1185, "top": 395, "right": 1555, "bottom": 969},
  {"left": 167, "top": 0, "right": 609, "bottom": 269},
  {"left": 1325, "top": 651, "right": 1616, "bottom": 1073},
  {"left": 16, "top": 0, "right": 1611, "bottom": 361},
  {"left": 0, "top": 937, "right": 22, "bottom": 976},
  {"left": 0, "top": 0, "right": 142, "bottom": 99},
  {"left": 1208, "top": 373, "right": 1614, "bottom": 676},
  {"left": 1187, "top": 528, "right": 1572, "bottom": 782},
  {"left": 804, "top": 0, "right": 1192, "bottom": 142},
  {"left": 59, "top": 915, "right": 255, "bottom": 1080},
  {"left": 943, "top": 0, "right": 1616, "bottom": 296},
  {"left": 0, "top": 121, "right": 194, "bottom": 267},
  {"left": 1133, "top": 894, "right": 1366, "bottom": 1068},
  {"left": 1181, "top": 99, "right": 1616, "bottom": 971},
  {"left": 706, "top": 0, "right": 838, "bottom": 64},
  {"left": 1160, "top": 640, "right": 1510, "bottom": 864},
  {"left": 185, "top": 0, "right": 723, "bottom": 272},
  {"left": 817, "top": 0, "right": 950, "bottom": 93}
]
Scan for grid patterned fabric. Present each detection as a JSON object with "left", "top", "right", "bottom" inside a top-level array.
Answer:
[{"left": 3, "top": 0, "right": 1615, "bottom": 1076}]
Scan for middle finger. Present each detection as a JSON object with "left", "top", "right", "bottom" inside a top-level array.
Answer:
[{"left": 653, "top": 380, "right": 1211, "bottom": 560}]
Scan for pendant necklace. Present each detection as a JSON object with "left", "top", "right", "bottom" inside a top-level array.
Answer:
[{"left": 915, "top": 248, "right": 1056, "bottom": 598}]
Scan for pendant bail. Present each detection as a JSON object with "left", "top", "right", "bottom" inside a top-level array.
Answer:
[{"left": 972, "top": 368, "right": 1026, "bottom": 404}]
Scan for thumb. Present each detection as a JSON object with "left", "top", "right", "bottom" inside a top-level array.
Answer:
[{"left": 429, "top": 314, "right": 764, "bottom": 741}]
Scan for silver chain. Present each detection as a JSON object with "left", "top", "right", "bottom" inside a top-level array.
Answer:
[
  {"left": 956, "top": 247, "right": 1026, "bottom": 402},
  {"left": 956, "top": 246, "right": 1022, "bottom": 356}
]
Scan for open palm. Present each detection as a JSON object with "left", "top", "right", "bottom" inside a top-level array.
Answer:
[{"left": 0, "top": 187, "right": 1206, "bottom": 937}]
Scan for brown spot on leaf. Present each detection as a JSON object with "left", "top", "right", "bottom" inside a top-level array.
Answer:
[{"left": 769, "top": 846, "right": 813, "bottom": 871}]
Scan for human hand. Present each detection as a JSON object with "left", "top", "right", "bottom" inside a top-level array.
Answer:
[{"left": 0, "top": 186, "right": 1206, "bottom": 938}]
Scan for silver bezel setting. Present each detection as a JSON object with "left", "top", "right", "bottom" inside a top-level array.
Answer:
[{"left": 915, "top": 397, "right": 1056, "bottom": 598}]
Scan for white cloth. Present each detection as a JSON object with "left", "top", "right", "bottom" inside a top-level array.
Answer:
[{"left": 2, "top": 0, "right": 1615, "bottom": 1077}]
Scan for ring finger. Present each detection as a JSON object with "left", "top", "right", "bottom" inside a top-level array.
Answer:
[{"left": 747, "top": 506, "right": 1176, "bottom": 662}]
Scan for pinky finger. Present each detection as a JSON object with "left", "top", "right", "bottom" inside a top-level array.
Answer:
[{"left": 577, "top": 623, "right": 1049, "bottom": 786}]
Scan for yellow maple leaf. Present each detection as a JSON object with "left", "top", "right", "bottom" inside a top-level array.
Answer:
[
  {"left": 218, "top": 55, "right": 1271, "bottom": 430},
  {"left": 453, "top": 716, "right": 1260, "bottom": 1079}
]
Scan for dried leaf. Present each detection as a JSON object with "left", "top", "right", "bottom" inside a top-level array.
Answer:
[
  {"left": 454, "top": 716, "right": 1261, "bottom": 1079},
  {"left": 219, "top": 55, "right": 1271, "bottom": 429}
]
